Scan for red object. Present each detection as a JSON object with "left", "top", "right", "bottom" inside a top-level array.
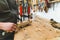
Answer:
[
  {"left": 28, "top": 6, "right": 30, "bottom": 15},
  {"left": 45, "top": 0, "right": 48, "bottom": 4},
  {"left": 19, "top": 6, "right": 23, "bottom": 17},
  {"left": 45, "top": 0, "right": 51, "bottom": 8}
]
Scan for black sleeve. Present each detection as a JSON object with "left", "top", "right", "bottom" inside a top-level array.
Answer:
[{"left": 7, "top": 0, "right": 18, "bottom": 10}]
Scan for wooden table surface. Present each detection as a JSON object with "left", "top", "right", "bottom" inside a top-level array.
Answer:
[{"left": 14, "top": 17, "right": 60, "bottom": 40}]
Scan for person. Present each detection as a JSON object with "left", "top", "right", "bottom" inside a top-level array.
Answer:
[
  {"left": 39, "top": 0, "right": 45, "bottom": 12},
  {"left": 38, "top": 2, "right": 41, "bottom": 11},
  {"left": 24, "top": 1, "right": 28, "bottom": 13},
  {"left": 28, "top": 4, "right": 30, "bottom": 20},
  {"left": 43, "top": 0, "right": 47, "bottom": 13},
  {"left": 19, "top": 4, "right": 23, "bottom": 22},
  {"left": 0, "top": 0, "right": 18, "bottom": 40}
]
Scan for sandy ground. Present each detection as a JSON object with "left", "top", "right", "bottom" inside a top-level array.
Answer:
[{"left": 14, "top": 16, "right": 60, "bottom": 40}]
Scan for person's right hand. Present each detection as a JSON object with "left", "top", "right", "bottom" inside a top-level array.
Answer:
[{"left": 0, "top": 22, "right": 17, "bottom": 32}]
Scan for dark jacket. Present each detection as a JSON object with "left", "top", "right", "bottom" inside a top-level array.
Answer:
[
  {"left": 7, "top": 0, "right": 18, "bottom": 13},
  {"left": 0, "top": 0, "right": 18, "bottom": 40},
  {"left": 0, "top": 0, "right": 18, "bottom": 23}
]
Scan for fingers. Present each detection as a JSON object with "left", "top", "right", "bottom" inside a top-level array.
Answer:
[
  {"left": 12, "top": 26, "right": 17, "bottom": 31},
  {"left": 7, "top": 24, "right": 17, "bottom": 32}
]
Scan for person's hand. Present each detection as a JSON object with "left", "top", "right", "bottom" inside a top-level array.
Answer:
[{"left": 0, "top": 22, "right": 17, "bottom": 32}]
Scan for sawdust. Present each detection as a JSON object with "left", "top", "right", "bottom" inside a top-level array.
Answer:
[{"left": 14, "top": 16, "right": 60, "bottom": 40}]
